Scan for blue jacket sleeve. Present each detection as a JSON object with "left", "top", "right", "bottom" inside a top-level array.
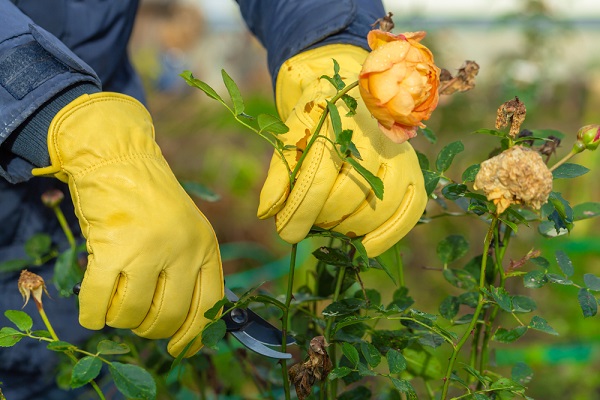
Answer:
[
  {"left": 0, "top": 0, "right": 103, "bottom": 183},
  {"left": 236, "top": 0, "right": 385, "bottom": 84}
]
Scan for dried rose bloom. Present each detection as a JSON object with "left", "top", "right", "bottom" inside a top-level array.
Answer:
[
  {"left": 18, "top": 270, "right": 49, "bottom": 308},
  {"left": 288, "top": 336, "right": 332, "bottom": 400},
  {"left": 496, "top": 97, "right": 526, "bottom": 138},
  {"left": 474, "top": 146, "right": 553, "bottom": 214}
]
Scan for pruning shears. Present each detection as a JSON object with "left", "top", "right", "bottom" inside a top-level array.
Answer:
[
  {"left": 223, "top": 286, "right": 295, "bottom": 359},
  {"left": 72, "top": 283, "right": 295, "bottom": 359}
]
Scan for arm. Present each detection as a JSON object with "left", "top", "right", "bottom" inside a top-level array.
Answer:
[{"left": 0, "top": 0, "right": 101, "bottom": 183}]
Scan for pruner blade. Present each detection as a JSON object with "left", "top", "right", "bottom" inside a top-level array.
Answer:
[{"left": 223, "top": 287, "right": 294, "bottom": 359}]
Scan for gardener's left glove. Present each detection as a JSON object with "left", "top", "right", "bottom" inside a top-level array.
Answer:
[
  {"left": 32, "top": 92, "right": 224, "bottom": 357},
  {"left": 258, "top": 45, "right": 427, "bottom": 257}
]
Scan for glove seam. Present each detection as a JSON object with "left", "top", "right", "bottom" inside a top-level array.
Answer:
[{"left": 67, "top": 153, "right": 167, "bottom": 181}]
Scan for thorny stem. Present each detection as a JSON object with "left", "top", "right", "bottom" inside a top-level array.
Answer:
[
  {"left": 395, "top": 244, "right": 405, "bottom": 287},
  {"left": 325, "top": 263, "right": 347, "bottom": 400},
  {"left": 280, "top": 243, "right": 298, "bottom": 400},
  {"left": 289, "top": 81, "right": 359, "bottom": 189},
  {"left": 441, "top": 217, "right": 498, "bottom": 399}
]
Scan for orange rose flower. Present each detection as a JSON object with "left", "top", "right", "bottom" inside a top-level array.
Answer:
[{"left": 359, "top": 30, "right": 440, "bottom": 143}]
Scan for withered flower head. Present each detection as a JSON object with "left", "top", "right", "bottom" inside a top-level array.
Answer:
[
  {"left": 474, "top": 146, "right": 553, "bottom": 214},
  {"left": 41, "top": 189, "right": 64, "bottom": 208},
  {"left": 18, "top": 270, "right": 49, "bottom": 308},
  {"left": 496, "top": 97, "right": 527, "bottom": 137},
  {"left": 288, "top": 336, "right": 332, "bottom": 400},
  {"left": 439, "top": 60, "right": 480, "bottom": 95},
  {"left": 371, "top": 12, "right": 394, "bottom": 32}
]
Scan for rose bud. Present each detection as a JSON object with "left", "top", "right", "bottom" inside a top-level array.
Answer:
[
  {"left": 18, "top": 270, "right": 50, "bottom": 309},
  {"left": 359, "top": 30, "right": 440, "bottom": 143},
  {"left": 574, "top": 124, "right": 600, "bottom": 152},
  {"left": 41, "top": 189, "right": 64, "bottom": 208}
]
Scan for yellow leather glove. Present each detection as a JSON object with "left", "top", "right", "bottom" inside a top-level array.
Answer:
[
  {"left": 258, "top": 45, "right": 427, "bottom": 257},
  {"left": 32, "top": 93, "right": 224, "bottom": 357}
]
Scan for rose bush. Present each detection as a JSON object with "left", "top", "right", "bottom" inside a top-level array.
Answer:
[{"left": 358, "top": 30, "right": 440, "bottom": 143}]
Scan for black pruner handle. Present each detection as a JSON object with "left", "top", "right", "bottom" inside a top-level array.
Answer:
[{"left": 73, "top": 282, "right": 81, "bottom": 295}]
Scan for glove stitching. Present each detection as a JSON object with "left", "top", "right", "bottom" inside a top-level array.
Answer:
[
  {"left": 363, "top": 183, "right": 415, "bottom": 244},
  {"left": 133, "top": 270, "right": 167, "bottom": 336},
  {"left": 70, "top": 153, "right": 167, "bottom": 180}
]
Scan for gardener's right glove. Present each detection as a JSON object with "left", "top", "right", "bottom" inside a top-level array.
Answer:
[
  {"left": 258, "top": 44, "right": 428, "bottom": 257},
  {"left": 32, "top": 92, "right": 224, "bottom": 358}
]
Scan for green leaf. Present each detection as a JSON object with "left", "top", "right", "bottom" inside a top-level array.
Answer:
[
  {"left": 418, "top": 126, "right": 437, "bottom": 144},
  {"left": 546, "top": 273, "right": 573, "bottom": 285},
  {"left": 555, "top": 250, "right": 574, "bottom": 277},
  {"left": 583, "top": 273, "right": 600, "bottom": 291},
  {"left": 70, "top": 356, "right": 102, "bottom": 388},
  {"left": 404, "top": 347, "right": 443, "bottom": 380},
  {"left": 0, "top": 327, "right": 23, "bottom": 347},
  {"left": 201, "top": 319, "right": 227, "bottom": 349},
  {"left": 415, "top": 150, "right": 429, "bottom": 170},
  {"left": 511, "top": 295, "right": 537, "bottom": 313},
  {"left": 24, "top": 233, "right": 52, "bottom": 260},
  {"left": 436, "top": 141, "right": 464, "bottom": 172},
  {"left": 442, "top": 183, "right": 468, "bottom": 200},
  {"left": 47, "top": 341, "right": 75, "bottom": 352},
  {"left": 53, "top": 248, "right": 83, "bottom": 297},
  {"left": 257, "top": 113, "right": 289, "bottom": 134},
  {"left": 462, "top": 164, "right": 480, "bottom": 183},
  {"left": 578, "top": 288, "right": 598, "bottom": 318},
  {"left": 312, "top": 246, "right": 353, "bottom": 267},
  {"left": 511, "top": 362, "right": 533, "bottom": 385},
  {"left": 493, "top": 326, "right": 528, "bottom": 343},
  {"left": 547, "top": 191, "right": 574, "bottom": 233},
  {"left": 573, "top": 202, "right": 600, "bottom": 220},
  {"left": 338, "top": 129, "right": 362, "bottom": 160},
  {"left": 463, "top": 364, "right": 491, "bottom": 386},
  {"left": 97, "top": 340, "right": 131, "bottom": 355},
  {"left": 329, "top": 366, "right": 352, "bottom": 380},
  {"left": 221, "top": 69, "right": 244, "bottom": 115},
  {"left": 360, "top": 342, "right": 381, "bottom": 368},
  {"left": 357, "top": 362, "right": 377, "bottom": 377},
  {"left": 203, "top": 296, "right": 228, "bottom": 320},
  {"left": 487, "top": 287, "right": 512, "bottom": 312},
  {"left": 180, "top": 70, "right": 224, "bottom": 104},
  {"left": 443, "top": 269, "right": 477, "bottom": 291},
  {"left": 4, "top": 310, "right": 32, "bottom": 331},
  {"left": 323, "top": 298, "right": 364, "bottom": 317},
  {"left": 551, "top": 163, "right": 589, "bottom": 179},
  {"left": 109, "top": 362, "right": 157, "bottom": 400},
  {"left": 472, "top": 128, "right": 505, "bottom": 137},
  {"left": 341, "top": 343, "right": 360, "bottom": 367},
  {"left": 437, "top": 235, "right": 469, "bottom": 264},
  {"left": 31, "top": 330, "right": 52, "bottom": 339},
  {"left": 422, "top": 170, "right": 440, "bottom": 196},
  {"left": 341, "top": 94, "right": 357, "bottom": 116},
  {"left": 387, "top": 349, "right": 407, "bottom": 374},
  {"left": 327, "top": 101, "right": 343, "bottom": 141},
  {"left": 528, "top": 316, "right": 558, "bottom": 335},
  {"left": 181, "top": 181, "right": 221, "bottom": 202},
  {"left": 346, "top": 158, "right": 384, "bottom": 200},
  {"left": 439, "top": 296, "right": 460, "bottom": 320},
  {"left": 0, "top": 258, "right": 29, "bottom": 272},
  {"left": 390, "top": 377, "right": 418, "bottom": 399},
  {"left": 350, "top": 238, "right": 370, "bottom": 266},
  {"left": 530, "top": 256, "right": 550, "bottom": 269}
]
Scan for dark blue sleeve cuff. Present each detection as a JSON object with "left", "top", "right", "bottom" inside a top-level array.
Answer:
[{"left": 236, "top": 0, "right": 385, "bottom": 86}]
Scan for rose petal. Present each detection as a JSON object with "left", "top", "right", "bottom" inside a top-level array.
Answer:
[
  {"left": 378, "top": 122, "right": 418, "bottom": 144},
  {"left": 360, "top": 41, "right": 411, "bottom": 75},
  {"left": 367, "top": 30, "right": 408, "bottom": 50}
]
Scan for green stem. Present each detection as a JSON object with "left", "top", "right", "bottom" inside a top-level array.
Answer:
[
  {"left": 280, "top": 243, "right": 298, "bottom": 400},
  {"left": 325, "top": 265, "right": 347, "bottom": 400},
  {"left": 36, "top": 301, "right": 106, "bottom": 400},
  {"left": 289, "top": 81, "right": 359, "bottom": 188},
  {"left": 52, "top": 205, "right": 76, "bottom": 249},
  {"left": 549, "top": 148, "right": 578, "bottom": 172},
  {"left": 394, "top": 244, "right": 405, "bottom": 287},
  {"left": 441, "top": 217, "right": 498, "bottom": 399}
]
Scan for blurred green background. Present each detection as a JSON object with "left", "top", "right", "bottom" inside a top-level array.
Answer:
[{"left": 129, "top": 1, "right": 600, "bottom": 398}]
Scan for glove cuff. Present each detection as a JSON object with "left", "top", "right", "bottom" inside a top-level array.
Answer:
[
  {"left": 32, "top": 92, "right": 158, "bottom": 182},
  {"left": 275, "top": 44, "right": 368, "bottom": 120}
]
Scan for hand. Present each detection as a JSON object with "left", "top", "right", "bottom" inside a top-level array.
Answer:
[
  {"left": 258, "top": 45, "right": 427, "bottom": 257},
  {"left": 33, "top": 93, "right": 224, "bottom": 357}
]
